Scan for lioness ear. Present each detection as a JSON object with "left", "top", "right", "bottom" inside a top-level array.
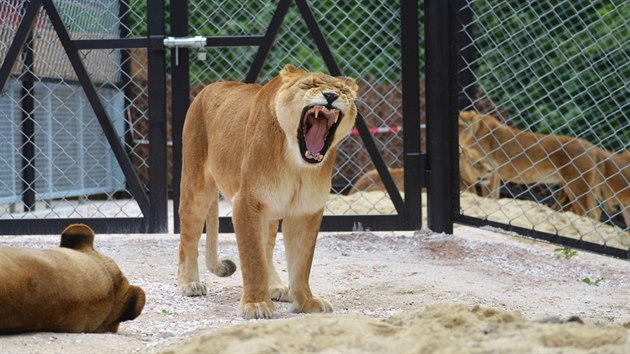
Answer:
[
  {"left": 458, "top": 111, "right": 470, "bottom": 127},
  {"left": 60, "top": 223, "right": 95, "bottom": 251},
  {"left": 280, "top": 64, "right": 307, "bottom": 77},
  {"left": 341, "top": 76, "right": 358, "bottom": 93},
  {"left": 117, "top": 286, "right": 146, "bottom": 323}
]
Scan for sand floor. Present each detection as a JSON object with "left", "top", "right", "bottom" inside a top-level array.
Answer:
[{"left": 0, "top": 224, "right": 628, "bottom": 353}]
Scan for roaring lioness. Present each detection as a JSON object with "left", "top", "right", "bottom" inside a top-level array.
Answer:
[
  {"left": 178, "top": 65, "right": 358, "bottom": 319},
  {"left": 458, "top": 111, "right": 601, "bottom": 218},
  {"left": 0, "top": 224, "right": 145, "bottom": 334}
]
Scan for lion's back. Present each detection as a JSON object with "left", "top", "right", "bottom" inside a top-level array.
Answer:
[
  {"left": 183, "top": 81, "right": 264, "bottom": 197},
  {"left": 198, "top": 81, "right": 261, "bottom": 126}
]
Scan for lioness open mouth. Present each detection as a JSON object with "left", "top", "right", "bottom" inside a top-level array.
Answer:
[{"left": 298, "top": 104, "right": 343, "bottom": 164}]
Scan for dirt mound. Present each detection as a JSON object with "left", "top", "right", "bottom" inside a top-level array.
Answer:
[{"left": 162, "top": 303, "right": 629, "bottom": 353}]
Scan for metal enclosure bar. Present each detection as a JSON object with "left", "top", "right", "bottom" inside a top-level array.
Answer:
[
  {"left": 457, "top": 0, "right": 475, "bottom": 111},
  {"left": 400, "top": 0, "right": 422, "bottom": 229},
  {"left": 19, "top": 0, "right": 36, "bottom": 212},
  {"left": 458, "top": 215, "right": 630, "bottom": 259},
  {"left": 295, "top": 0, "right": 407, "bottom": 219},
  {"left": 425, "top": 0, "right": 458, "bottom": 234},
  {"left": 171, "top": 0, "right": 190, "bottom": 233},
  {"left": 41, "top": 0, "right": 151, "bottom": 215},
  {"left": 146, "top": 1, "right": 169, "bottom": 233},
  {"left": 245, "top": 0, "right": 292, "bottom": 83},
  {"left": 0, "top": 0, "right": 41, "bottom": 92}
]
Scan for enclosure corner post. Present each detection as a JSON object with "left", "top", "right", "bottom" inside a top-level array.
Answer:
[
  {"left": 425, "top": 0, "right": 458, "bottom": 234},
  {"left": 171, "top": 0, "right": 190, "bottom": 234},
  {"left": 147, "top": 0, "right": 168, "bottom": 233},
  {"left": 401, "top": 0, "right": 422, "bottom": 230}
]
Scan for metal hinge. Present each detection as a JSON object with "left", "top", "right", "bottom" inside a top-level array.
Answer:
[{"left": 163, "top": 36, "right": 207, "bottom": 65}]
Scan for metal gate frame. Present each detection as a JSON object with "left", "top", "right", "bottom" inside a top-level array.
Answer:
[
  {"left": 170, "top": 0, "right": 426, "bottom": 234},
  {"left": 0, "top": 0, "right": 168, "bottom": 234}
]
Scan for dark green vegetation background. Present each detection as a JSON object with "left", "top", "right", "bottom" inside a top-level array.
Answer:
[{"left": 128, "top": 0, "right": 628, "bottom": 152}]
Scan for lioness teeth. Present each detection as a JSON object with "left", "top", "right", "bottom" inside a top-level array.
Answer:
[
  {"left": 314, "top": 106, "right": 320, "bottom": 119},
  {"left": 333, "top": 110, "right": 339, "bottom": 123},
  {"left": 305, "top": 150, "right": 324, "bottom": 161}
]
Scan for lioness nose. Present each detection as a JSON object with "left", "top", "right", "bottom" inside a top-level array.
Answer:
[{"left": 323, "top": 92, "right": 338, "bottom": 104}]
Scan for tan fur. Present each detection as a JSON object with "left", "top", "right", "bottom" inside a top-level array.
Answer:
[
  {"left": 348, "top": 147, "right": 495, "bottom": 196},
  {"left": 458, "top": 111, "right": 601, "bottom": 219},
  {"left": 178, "top": 65, "right": 358, "bottom": 319},
  {"left": 595, "top": 149, "right": 630, "bottom": 226},
  {"left": 0, "top": 224, "right": 145, "bottom": 334}
]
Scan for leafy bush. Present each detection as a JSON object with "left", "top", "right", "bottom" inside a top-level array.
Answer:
[
  {"left": 126, "top": 1, "right": 627, "bottom": 151},
  {"left": 473, "top": 0, "right": 629, "bottom": 151}
]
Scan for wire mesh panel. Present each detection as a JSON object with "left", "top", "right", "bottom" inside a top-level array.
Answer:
[
  {"left": 0, "top": 0, "right": 154, "bottom": 231},
  {"left": 183, "top": 0, "right": 414, "bottom": 221},
  {"left": 457, "top": 0, "right": 629, "bottom": 253}
]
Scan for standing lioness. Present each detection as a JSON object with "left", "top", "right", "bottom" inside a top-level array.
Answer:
[{"left": 178, "top": 65, "right": 358, "bottom": 319}]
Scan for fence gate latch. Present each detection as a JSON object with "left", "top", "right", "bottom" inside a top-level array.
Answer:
[{"left": 163, "top": 36, "right": 207, "bottom": 65}]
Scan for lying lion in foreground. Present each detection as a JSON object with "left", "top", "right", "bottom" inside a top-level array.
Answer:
[
  {"left": 178, "top": 65, "right": 358, "bottom": 319},
  {"left": 458, "top": 111, "right": 601, "bottom": 219},
  {"left": 0, "top": 224, "right": 145, "bottom": 333}
]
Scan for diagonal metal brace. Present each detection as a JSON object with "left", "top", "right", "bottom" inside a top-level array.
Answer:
[
  {"left": 0, "top": 0, "right": 41, "bottom": 96},
  {"left": 295, "top": 0, "right": 406, "bottom": 215}
]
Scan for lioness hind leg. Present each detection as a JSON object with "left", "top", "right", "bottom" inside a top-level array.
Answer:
[
  {"left": 205, "top": 191, "right": 237, "bottom": 278},
  {"left": 282, "top": 209, "right": 333, "bottom": 314},
  {"left": 178, "top": 171, "right": 216, "bottom": 297},
  {"left": 564, "top": 168, "right": 600, "bottom": 220},
  {"left": 266, "top": 220, "right": 290, "bottom": 302}
]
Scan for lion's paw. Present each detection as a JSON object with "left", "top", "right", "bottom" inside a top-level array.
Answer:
[
  {"left": 180, "top": 281, "right": 207, "bottom": 297},
  {"left": 289, "top": 297, "right": 333, "bottom": 314},
  {"left": 239, "top": 300, "right": 275, "bottom": 319},
  {"left": 269, "top": 285, "right": 291, "bottom": 302}
]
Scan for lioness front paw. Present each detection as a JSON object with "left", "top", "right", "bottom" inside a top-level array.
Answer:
[
  {"left": 269, "top": 285, "right": 291, "bottom": 302},
  {"left": 239, "top": 300, "right": 275, "bottom": 319},
  {"left": 289, "top": 297, "right": 333, "bottom": 314},
  {"left": 180, "top": 281, "right": 207, "bottom": 297}
]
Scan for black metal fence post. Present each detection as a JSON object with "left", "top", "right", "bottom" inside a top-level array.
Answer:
[
  {"left": 400, "top": 0, "right": 422, "bottom": 230},
  {"left": 20, "top": 3, "right": 36, "bottom": 212},
  {"left": 171, "top": 0, "right": 190, "bottom": 233},
  {"left": 147, "top": 0, "right": 168, "bottom": 233},
  {"left": 458, "top": 0, "right": 475, "bottom": 111},
  {"left": 425, "top": 0, "right": 458, "bottom": 234}
]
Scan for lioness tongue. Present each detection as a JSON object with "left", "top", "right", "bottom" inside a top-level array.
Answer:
[{"left": 305, "top": 114, "right": 328, "bottom": 154}]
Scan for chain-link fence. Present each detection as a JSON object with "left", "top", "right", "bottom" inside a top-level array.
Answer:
[
  {"left": 1, "top": 0, "right": 422, "bottom": 232},
  {"left": 457, "top": 0, "right": 629, "bottom": 252},
  {"left": 0, "top": 0, "right": 147, "bottom": 227},
  {"left": 4, "top": 0, "right": 627, "bottom": 246}
]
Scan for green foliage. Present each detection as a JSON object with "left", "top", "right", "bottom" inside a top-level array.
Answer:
[
  {"left": 126, "top": 0, "right": 409, "bottom": 82},
  {"left": 474, "top": 0, "right": 630, "bottom": 152},
  {"left": 581, "top": 277, "right": 604, "bottom": 286},
  {"left": 161, "top": 308, "right": 175, "bottom": 315},
  {"left": 554, "top": 246, "right": 577, "bottom": 260},
  {"left": 125, "top": 1, "right": 627, "bottom": 151}
]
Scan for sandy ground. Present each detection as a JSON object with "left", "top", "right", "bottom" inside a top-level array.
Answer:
[{"left": 1, "top": 223, "right": 629, "bottom": 353}]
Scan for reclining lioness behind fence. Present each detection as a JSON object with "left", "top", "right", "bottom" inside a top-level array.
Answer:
[{"left": 458, "top": 111, "right": 602, "bottom": 219}]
